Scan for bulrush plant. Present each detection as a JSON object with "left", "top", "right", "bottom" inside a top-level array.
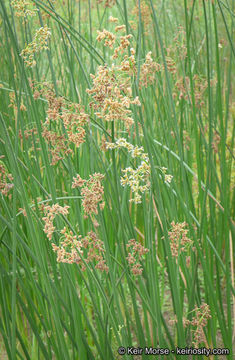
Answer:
[{"left": 0, "top": 0, "right": 234, "bottom": 359}]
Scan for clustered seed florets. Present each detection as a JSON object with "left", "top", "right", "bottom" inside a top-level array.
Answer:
[
  {"left": 139, "top": 51, "right": 161, "bottom": 88},
  {"left": 173, "top": 75, "right": 210, "bottom": 107},
  {"left": 183, "top": 304, "right": 211, "bottom": 347},
  {"left": 108, "top": 16, "right": 118, "bottom": 23},
  {"left": 72, "top": 173, "right": 105, "bottom": 216},
  {"left": 11, "top": 0, "right": 37, "bottom": 18},
  {"left": 20, "top": 26, "right": 51, "bottom": 67},
  {"left": 42, "top": 205, "right": 108, "bottom": 272},
  {"left": 113, "top": 34, "right": 133, "bottom": 59},
  {"left": 30, "top": 82, "right": 89, "bottom": 165},
  {"left": 0, "top": 163, "right": 14, "bottom": 197},
  {"left": 131, "top": 1, "right": 151, "bottom": 33},
  {"left": 96, "top": 29, "right": 116, "bottom": 48},
  {"left": 168, "top": 221, "right": 195, "bottom": 258},
  {"left": 81, "top": 231, "right": 109, "bottom": 273},
  {"left": 42, "top": 204, "right": 70, "bottom": 241},
  {"left": 126, "top": 238, "right": 149, "bottom": 275},
  {"left": 106, "top": 138, "right": 150, "bottom": 204},
  {"left": 87, "top": 64, "right": 140, "bottom": 131},
  {"left": 51, "top": 227, "right": 83, "bottom": 264},
  {"left": 87, "top": 28, "right": 140, "bottom": 131}
]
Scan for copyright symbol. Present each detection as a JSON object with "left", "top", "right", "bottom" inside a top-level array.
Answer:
[{"left": 118, "top": 347, "right": 126, "bottom": 355}]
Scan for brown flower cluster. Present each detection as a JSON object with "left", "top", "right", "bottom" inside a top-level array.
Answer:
[
  {"left": 139, "top": 51, "right": 161, "bottom": 88},
  {"left": 19, "top": 127, "right": 37, "bottom": 140},
  {"left": 115, "top": 25, "right": 126, "bottom": 33},
  {"left": 20, "top": 26, "right": 51, "bottom": 67},
  {"left": 11, "top": 0, "right": 37, "bottom": 19},
  {"left": 72, "top": 173, "right": 105, "bottom": 216},
  {"left": 131, "top": 1, "right": 152, "bottom": 33},
  {"left": 183, "top": 304, "right": 211, "bottom": 347},
  {"left": 87, "top": 62, "right": 140, "bottom": 130},
  {"left": 97, "top": 29, "right": 116, "bottom": 48},
  {"left": 53, "top": 228, "right": 108, "bottom": 272},
  {"left": 113, "top": 34, "right": 133, "bottom": 59},
  {"left": 51, "top": 226, "right": 83, "bottom": 264},
  {"left": 193, "top": 75, "right": 209, "bottom": 107},
  {"left": 165, "top": 56, "right": 177, "bottom": 75},
  {"left": 174, "top": 76, "right": 190, "bottom": 101},
  {"left": 42, "top": 204, "right": 70, "bottom": 241},
  {"left": 212, "top": 130, "right": 221, "bottom": 153},
  {"left": 97, "top": 0, "right": 115, "bottom": 7},
  {"left": 42, "top": 205, "right": 108, "bottom": 272},
  {"left": 168, "top": 221, "right": 195, "bottom": 257},
  {"left": 60, "top": 102, "right": 88, "bottom": 147},
  {"left": 87, "top": 27, "right": 141, "bottom": 131},
  {"left": 0, "top": 163, "right": 14, "bottom": 197},
  {"left": 165, "top": 26, "right": 187, "bottom": 64},
  {"left": 108, "top": 16, "right": 118, "bottom": 23},
  {"left": 81, "top": 231, "right": 108, "bottom": 272},
  {"left": 31, "top": 82, "right": 89, "bottom": 165},
  {"left": 173, "top": 75, "right": 209, "bottom": 107},
  {"left": 42, "top": 130, "right": 72, "bottom": 165},
  {"left": 126, "top": 238, "right": 149, "bottom": 275}
]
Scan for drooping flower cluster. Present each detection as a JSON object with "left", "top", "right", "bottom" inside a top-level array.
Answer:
[
  {"left": 139, "top": 51, "right": 161, "bottom": 88},
  {"left": 42, "top": 204, "right": 70, "bottom": 241},
  {"left": 42, "top": 205, "right": 108, "bottom": 272},
  {"left": 0, "top": 162, "right": 14, "bottom": 197},
  {"left": 96, "top": 29, "right": 116, "bottom": 48},
  {"left": 106, "top": 138, "right": 150, "bottom": 204},
  {"left": 30, "top": 82, "right": 89, "bottom": 165},
  {"left": 131, "top": 1, "right": 152, "bottom": 33},
  {"left": 173, "top": 75, "right": 210, "bottom": 107},
  {"left": 11, "top": 0, "right": 37, "bottom": 18},
  {"left": 81, "top": 231, "right": 109, "bottom": 273},
  {"left": 112, "top": 34, "right": 133, "bottom": 59},
  {"left": 87, "top": 26, "right": 140, "bottom": 131},
  {"left": 126, "top": 238, "right": 149, "bottom": 275},
  {"left": 20, "top": 26, "right": 51, "bottom": 67},
  {"left": 183, "top": 304, "right": 211, "bottom": 347},
  {"left": 168, "top": 221, "right": 195, "bottom": 257},
  {"left": 87, "top": 63, "right": 140, "bottom": 131},
  {"left": 72, "top": 173, "right": 105, "bottom": 216},
  {"left": 51, "top": 226, "right": 83, "bottom": 264}
]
